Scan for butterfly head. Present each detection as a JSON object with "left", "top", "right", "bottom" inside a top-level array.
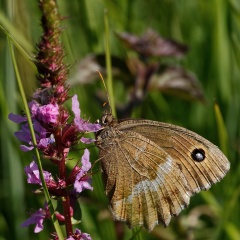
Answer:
[
  {"left": 100, "top": 110, "right": 114, "bottom": 126},
  {"left": 95, "top": 110, "right": 116, "bottom": 144}
]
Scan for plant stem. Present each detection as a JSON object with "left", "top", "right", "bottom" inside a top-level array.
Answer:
[
  {"left": 104, "top": 9, "right": 116, "bottom": 117},
  {"left": 55, "top": 128, "right": 73, "bottom": 236}
]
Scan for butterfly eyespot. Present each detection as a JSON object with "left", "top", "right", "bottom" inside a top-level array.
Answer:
[{"left": 191, "top": 148, "right": 205, "bottom": 162}]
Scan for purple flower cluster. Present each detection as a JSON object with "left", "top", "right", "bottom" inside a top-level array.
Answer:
[
  {"left": 9, "top": 93, "right": 100, "bottom": 237},
  {"left": 20, "top": 148, "right": 93, "bottom": 233},
  {"left": 9, "top": 95, "right": 100, "bottom": 153},
  {"left": 29, "top": 101, "right": 60, "bottom": 124},
  {"left": 9, "top": 1, "right": 101, "bottom": 238},
  {"left": 8, "top": 112, "right": 52, "bottom": 152}
]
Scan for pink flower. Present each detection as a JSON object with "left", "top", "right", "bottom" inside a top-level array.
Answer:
[
  {"left": 56, "top": 85, "right": 64, "bottom": 93},
  {"left": 72, "top": 95, "right": 101, "bottom": 133},
  {"left": 73, "top": 149, "right": 93, "bottom": 193},
  {"left": 8, "top": 112, "right": 54, "bottom": 152},
  {"left": 67, "top": 228, "right": 92, "bottom": 240},
  {"left": 24, "top": 161, "right": 52, "bottom": 185},
  {"left": 21, "top": 204, "right": 49, "bottom": 233},
  {"left": 8, "top": 112, "right": 27, "bottom": 123},
  {"left": 29, "top": 100, "right": 59, "bottom": 124},
  {"left": 80, "top": 137, "right": 96, "bottom": 144},
  {"left": 28, "top": 100, "right": 40, "bottom": 116}
]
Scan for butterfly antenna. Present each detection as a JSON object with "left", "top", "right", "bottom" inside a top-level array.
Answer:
[{"left": 97, "top": 70, "right": 112, "bottom": 114}]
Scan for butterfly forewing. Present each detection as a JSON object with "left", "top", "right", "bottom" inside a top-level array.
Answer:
[
  {"left": 118, "top": 120, "right": 230, "bottom": 192},
  {"left": 96, "top": 117, "right": 230, "bottom": 231}
]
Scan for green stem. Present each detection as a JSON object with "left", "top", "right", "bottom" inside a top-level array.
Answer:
[
  {"left": 214, "top": 102, "right": 229, "bottom": 156},
  {"left": 104, "top": 9, "right": 116, "bottom": 117}
]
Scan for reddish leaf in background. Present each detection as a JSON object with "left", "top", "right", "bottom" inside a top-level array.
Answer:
[
  {"left": 116, "top": 29, "right": 188, "bottom": 58},
  {"left": 149, "top": 66, "right": 206, "bottom": 103},
  {"left": 69, "top": 29, "right": 205, "bottom": 118}
]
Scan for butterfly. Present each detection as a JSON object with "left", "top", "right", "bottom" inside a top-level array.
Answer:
[{"left": 95, "top": 110, "right": 230, "bottom": 231}]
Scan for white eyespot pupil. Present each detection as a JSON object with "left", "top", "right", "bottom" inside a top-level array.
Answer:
[
  {"left": 196, "top": 152, "right": 204, "bottom": 161},
  {"left": 191, "top": 148, "right": 205, "bottom": 162}
]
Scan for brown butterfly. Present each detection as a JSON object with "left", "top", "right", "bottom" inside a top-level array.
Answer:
[{"left": 95, "top": 111, "right": 230, "bottom": 231}]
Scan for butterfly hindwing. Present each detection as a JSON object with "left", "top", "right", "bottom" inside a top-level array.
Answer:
[{"left": 98, "top": 126, "right": 193, "bottom": 230}]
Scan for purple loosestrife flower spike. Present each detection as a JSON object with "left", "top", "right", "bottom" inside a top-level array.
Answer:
[{"left": 9, "top": 0, "right": 103, "bottom": 236}]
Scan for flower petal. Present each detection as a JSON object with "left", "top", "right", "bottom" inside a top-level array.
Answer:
[
  {"left": 21, "top": 208, "right": 45, "bottom": 233},
  {"left": 38, "top": 103, "right": 59, "bottom": 124},
  {"left": 24, "top": 161, "right": 52, "bottom": 185},
  {"left": 8, "top": 113, "right": 27, "bottom": 123},
  {"left": 38, "top": 136, "right": 55, "bottom": 149},
  {"left": 34, "top": 218, "right": 44, "bottom": 233},
  {"left": 83, "top": 122, "right": 101, "bottom": 132},
  {"left": 72, "top": 95, "right": 80, "bottom": 118},
  {"left": 74, "top": 180, "right": 83, "bottom": 193},
  {"left": 81, "top": 149, "right": 91, "bottom": 172},
  {"left": 82, "top": 180, "right": 93, "bottom": 191},
  {"left": 72, "top": 94, "right": 101, "bottom": 133},
  {"left": 15, "top": 129, "right": 32, "bottom": 143},
  {"left": 81, "top": 232, "right": 92, "bottom": 240},
  {"left": 28, "top": 100, "right": 40, "bottom": 116},
  {"left": 20, "top": 145, "right": 34, "bottom": 152},
  {"left": 80, "top": 137, "right": 95, "bottom": 144}
]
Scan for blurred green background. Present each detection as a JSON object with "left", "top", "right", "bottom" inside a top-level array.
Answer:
[{"left": 0, "top": 0, "right": 240, "bottom": 239}]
